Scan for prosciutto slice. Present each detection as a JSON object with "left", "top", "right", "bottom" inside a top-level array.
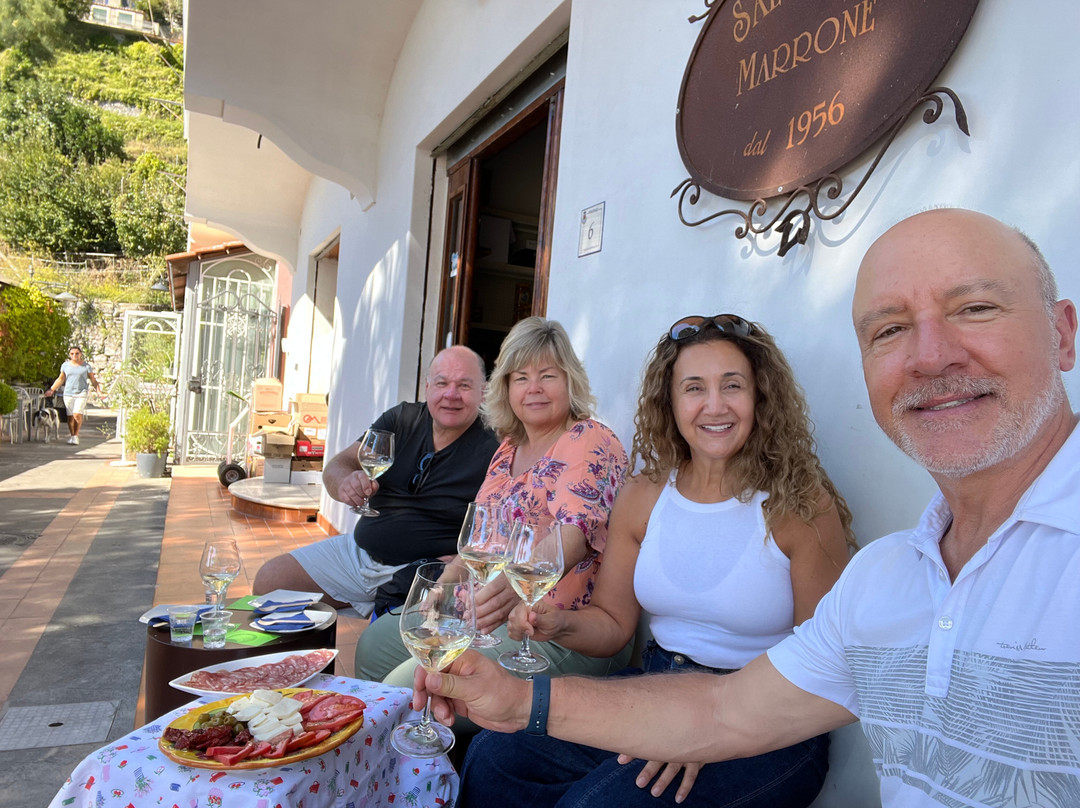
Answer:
[{"left": 185, "top": 649, "right": 336, "bottom": 693}]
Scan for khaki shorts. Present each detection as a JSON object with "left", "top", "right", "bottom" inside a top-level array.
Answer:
[
  {"left": 63, "top": 393, "right": 88, "bottom": 416},
  {"left": 290, "top": 534, "right": 406, "bottom": 618}
]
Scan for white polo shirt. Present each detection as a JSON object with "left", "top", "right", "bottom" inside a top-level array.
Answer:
[{"left": 769, "top": 416, "right": 1080, "bottom": 808}]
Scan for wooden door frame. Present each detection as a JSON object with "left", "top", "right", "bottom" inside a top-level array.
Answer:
[{"left": 436, "top": 79, "right": 565, "bottom": 345}]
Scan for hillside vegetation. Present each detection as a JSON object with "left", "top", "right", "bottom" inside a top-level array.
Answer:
[{"left": 0, "top": 6, "right": 186, "bottom": 269}]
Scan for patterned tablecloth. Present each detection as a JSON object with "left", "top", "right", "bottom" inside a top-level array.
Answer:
[{"left": 48, "top": 674, "right": 458, "bottom": 808}]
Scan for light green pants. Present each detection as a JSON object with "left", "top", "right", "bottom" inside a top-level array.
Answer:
[{"left": 355, "top": 610, "right": 634, "bottom": 688}]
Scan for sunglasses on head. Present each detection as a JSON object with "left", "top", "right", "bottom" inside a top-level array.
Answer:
[
  {"left": 668, "top": 314, "right": 753, "bottom": 342},
  {"left": 408, "top": 451, "right": 436, "bottom": 494}
]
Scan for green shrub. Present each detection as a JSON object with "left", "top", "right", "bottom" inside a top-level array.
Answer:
[
  {"left": 0, "top": 381, "right": 17, "bottom": 415},
  {"left": 0, "top": 285, "right": 71, "bottom": 383},
  {"left": 125, "top": 404, "right": 170, "bottom": 454}
]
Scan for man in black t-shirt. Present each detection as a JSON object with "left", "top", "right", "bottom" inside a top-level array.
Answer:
[{"left": 253, "top": 346, "right": 499, "bottom": 616}]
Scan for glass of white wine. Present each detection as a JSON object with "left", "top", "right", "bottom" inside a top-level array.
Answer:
[
  {"left": 498, "top": 521, "right": 564, "bottom": 674},
  {"left": 391, "top": 561, "right": 475, "bottom": 758},
  {"left": 199, "top": 539, "right": 241, "bottom": 612},
  {"left": 456, "top": 503, "right": 511, "bottom": 648},
  {"left": 350, "top": 429, "right": 395, "bottom": 516}
]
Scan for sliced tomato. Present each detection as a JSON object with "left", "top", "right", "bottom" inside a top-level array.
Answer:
[
  {"left": 284, "top": 731, "right": 317, "bottom": 752},
  {"left": 265, "top": 738, "right": 289, "bottom": 759},
  {"left": 214, "top": 742, "right": 256, "bottom": 766},
  {"left": 311, "top": 729, "right": 332, "bottom": 744},
  {"left": 205, "top": 745, "right": 247, "bottom": 758},
  {"left": 251, "top": 741, "right": 273, "bottom": 758},
  {"left": 297, "top": 692, "right": 335, "bottom": 717},
  {"left": 306, "top": 694, "right": 366, "bottom": 722}
]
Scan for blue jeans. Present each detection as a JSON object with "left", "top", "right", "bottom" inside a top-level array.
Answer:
[{"left": 460, "top": 644, "right": 830, "bottom": 808}]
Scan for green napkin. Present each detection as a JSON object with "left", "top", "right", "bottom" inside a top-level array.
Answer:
[
  {"left": 226, "top": 595, "right": 258, "bottom": 611},
  {"left": 224, "top": 627, "right": 279, "bottom": 647}
]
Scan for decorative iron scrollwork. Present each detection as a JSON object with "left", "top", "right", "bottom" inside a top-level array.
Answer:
[
  {"left": 671, "top": 87, "right": 970, "bottom": 257},
  {"left": 688, "top": 0, "right": 718, "bottom": 24}
]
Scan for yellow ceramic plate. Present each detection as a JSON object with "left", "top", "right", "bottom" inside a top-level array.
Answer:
[{"left": 158, "top": 688, "right": 366, "bottom": 770}]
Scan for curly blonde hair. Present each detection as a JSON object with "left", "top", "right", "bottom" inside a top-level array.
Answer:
[
  {"left": 632, "top": 319, "right": 856, "bottom": 548},
  {"left": 482, "top": 317, "right": 596, "bottom": 444}
]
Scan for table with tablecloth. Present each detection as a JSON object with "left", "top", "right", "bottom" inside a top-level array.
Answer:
[{"left": 48, "top": 674, "right": 458, "bottom": 808}]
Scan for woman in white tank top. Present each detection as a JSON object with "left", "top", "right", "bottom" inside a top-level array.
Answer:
[{"left": 462, "top": 315, "right": 857, "bottom": 807}]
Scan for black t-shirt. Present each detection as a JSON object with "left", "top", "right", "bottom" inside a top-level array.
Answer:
[{"left": 353, "top": 401, "right": 499, "bottom": 566}]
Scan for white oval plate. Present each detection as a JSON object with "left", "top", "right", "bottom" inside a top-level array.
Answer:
[{"left": 168, "top": 648, "right": 339, "bottom": 699}]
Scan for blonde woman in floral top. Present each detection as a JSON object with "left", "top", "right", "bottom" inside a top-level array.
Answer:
[
  {"left": 366, "top": 318, "right": 631, "bottom": 688},
  {"left": 477, "top": 419, "right": 624, "bottom": 612}
]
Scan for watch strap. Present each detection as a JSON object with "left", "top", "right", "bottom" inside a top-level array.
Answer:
[{"left": 525, "top": 675, "right": 550, "bottom": 736}]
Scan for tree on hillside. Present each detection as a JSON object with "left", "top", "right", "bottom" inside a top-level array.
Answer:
[
  {"left": 0, "top": 0, "right": 90, "bottom": 59},
  {"left": 0, "top": 135, "right": 122, "bottom": 254},
  {"left": 0, "top": 78, "right": 124, "bottom": 161},
  {"left": 113, "top": 152, "right": 186, "bottom": 257},
  {"left": 0, "top": 79, "right": 123, "bottom": 254}
]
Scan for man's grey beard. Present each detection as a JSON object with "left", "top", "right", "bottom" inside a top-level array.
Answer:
[{"left": 889, "top": 374, "right": 1063, "bottom": 478}]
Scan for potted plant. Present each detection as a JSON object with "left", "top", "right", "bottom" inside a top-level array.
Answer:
[
  {"left": 109, "top": 337, "right": 176, "bottom": 470},
  {"left": 126, "top": 404, "right": 172, "bottom": 477}
]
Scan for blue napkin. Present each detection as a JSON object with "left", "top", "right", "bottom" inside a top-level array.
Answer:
[
  {"left": 147, "top": 605, "right": 215, "bottom": 629},
  {"left": 252, "top": 599, "right": 317, "bottom": 615},
  {"left": 252, "top": 610, "right": 316, "bottom": 630}
]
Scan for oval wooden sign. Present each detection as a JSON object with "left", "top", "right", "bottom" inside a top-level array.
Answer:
[{"left": 676, "top": 0, "right": 981, "bottom": 201}]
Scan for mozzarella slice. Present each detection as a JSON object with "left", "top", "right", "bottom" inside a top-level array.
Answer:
[
  {"left": 271, "top": 697, "right": 302, "bottom": 718},
  {"left": 250, "top": 717, "right": 287, "bottom": 741}
]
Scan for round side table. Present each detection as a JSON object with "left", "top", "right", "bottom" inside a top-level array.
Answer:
[{"left": 143, "top": 602, "right": 338, "bottom": 720}]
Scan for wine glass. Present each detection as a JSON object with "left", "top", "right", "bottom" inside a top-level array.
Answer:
[
  {"left": 498, "top": 521, "right": 564, "bottom": 674},
  {"left": 456, "top": 503, "right": 511, "bottom": 648},
  {"left": 350, "top": 429, "right": 395, "bottom": 516},
  {"left": 391, "top": 561, "right": 475, "bottom": 758},
  {"left": 199, "top": 539, "right": 241, "bottom": 611}
]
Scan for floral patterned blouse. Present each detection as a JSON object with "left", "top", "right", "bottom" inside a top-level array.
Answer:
[{"left": 476, "top": 418, "right": 627, "bottom": 610}]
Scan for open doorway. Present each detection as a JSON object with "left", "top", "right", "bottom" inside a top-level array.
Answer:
[
  {"left": 434, "top": 48, "right": 565, "bottom": 372},
  {"left": 468, "top": 123, "right": 547, "bottom": 368},
  {"left": 307, "top": 239, "right": 338, "bottom": 394}
]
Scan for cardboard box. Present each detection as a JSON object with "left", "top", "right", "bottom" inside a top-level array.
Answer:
[
  {"left": 291, "top": 395, "right": 328, "bottom": 427},
  {"left": 249, "top": 411, "right": 292, "bottom": 435},
  {"left": 295, "top": 425, "right": 327, "bottom": 447},
  {"left": 291, "top": 458, "right": 323, "bottom": 472},
  {"left": 251, "top": 378, "right": 284, "bottom": 413},
  {"left": 253, "top": 431, "right": 295, "bottom": 459},
  {"left": 263, "top": 457, "right": 292, "bottom": 484}
]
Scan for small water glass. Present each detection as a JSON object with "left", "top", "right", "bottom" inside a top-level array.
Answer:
[
  {"left": 200, "top": 610, "right": 233, "bottom": 649},
  {"left": 167, "top": 605, "right": 199, "bottom": 644}
]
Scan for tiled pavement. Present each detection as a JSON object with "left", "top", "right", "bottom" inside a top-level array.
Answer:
[{"left": 0, "top": 410, "right": 366, "bottom": 807}]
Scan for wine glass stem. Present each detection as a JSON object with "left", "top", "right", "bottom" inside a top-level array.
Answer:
[
  {"left": 520, "top": 633, "right": 533, "bottom": 657},
  {"left": 218, "top": 584, "right": 229, "bottom": 610},
  {"left": 420, "top": 695, "right": 436, "bottom": 731}
]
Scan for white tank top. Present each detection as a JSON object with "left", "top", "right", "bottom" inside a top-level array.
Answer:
[{"left": 633, "top": 474, "right": 794, "bottom": 669}]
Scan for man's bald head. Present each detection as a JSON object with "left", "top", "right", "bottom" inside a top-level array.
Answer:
[
  {"left": 851, "top": 207, "right": 1076, "bottom": 478},
  {"left": 425, "top": 345, "right": 486, "bottom": 437}
]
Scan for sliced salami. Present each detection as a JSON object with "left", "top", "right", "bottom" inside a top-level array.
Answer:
[{"left": 185, "top": 649, "right": 336, "bottom": 693}]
